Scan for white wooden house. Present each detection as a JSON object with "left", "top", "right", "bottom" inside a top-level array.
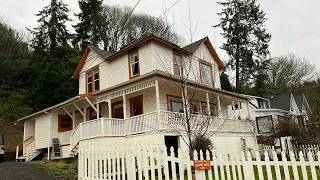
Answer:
[
  {"left": 15, "top": 34, "right": 258, "bottom": 161},
  {"left": 238, "top": 93, "right": 311, "bottom": 153}
]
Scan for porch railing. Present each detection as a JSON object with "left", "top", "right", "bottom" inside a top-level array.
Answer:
[
  {"left": 70, "top": 111, "right": 254, "bottom": 152},
  {"left": 60, "top": 130, "right": 73, "bottom": 145}
]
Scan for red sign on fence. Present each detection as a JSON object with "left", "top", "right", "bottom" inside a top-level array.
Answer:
[{"left": 194, "top": 160, "right": 211, "bottom": 170}]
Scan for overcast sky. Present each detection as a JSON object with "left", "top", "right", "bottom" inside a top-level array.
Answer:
[{"left": 1, "top": 0, "right": 319, "bottom": 71}]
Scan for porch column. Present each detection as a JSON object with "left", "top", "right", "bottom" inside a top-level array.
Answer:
[
  {"left": 232, "top": 100, "right": 236, "bottom": 120},
  {"left": 155, "top": 79, "right": 161, "bottom": 130},
  {"left": 96, "top": 100, "right": 100, "bottom": 119},
  {"left": 108, "top": 99, "right": 112, "bottom": 118},
  {"left": 83, "top": 103, "right": 86, "bottom": 122},
  {"left": 246, "top": 101, "right": 251, "bottom": 119},
  {"left": 217, "top": 94, "right": 222, "bottom": 119},
  {"left": 237, "top": 100, "right": 241, "bottom": 119},
  {"left": 206, "top": 92, "right": 211, "bottom": 116},
  {"left": 72, "top": 111, "right": 76, "bottom": 130},
  {"left": 123, "top": 91, "right": 127, "bottom": 119}
]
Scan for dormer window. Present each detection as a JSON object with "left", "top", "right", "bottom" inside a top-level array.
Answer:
[
  {"left": 129, "top": 49, "right": 140, "bottom": 78},
  {"left": 86, "top": 66, "right": 99, "bottom": 93},
  {"left": 199, "top": 60, "right": 213, "bottom": 86},
  {"left": 173, "top": 50, "right": 182, "bottom": 76}
]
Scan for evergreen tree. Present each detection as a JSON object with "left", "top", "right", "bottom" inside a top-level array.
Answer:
[
  {"left": 214, "top": 0, "right": 271, "bottom": 93},
  {"left": 28, "top": 0, "right": 78, "bottom": 111},
  {"left": 73, "top": 0, "right": 103, "bottom": 52},
  {"left": 220, "top": 72, "right": 234, "bottom": 92}
]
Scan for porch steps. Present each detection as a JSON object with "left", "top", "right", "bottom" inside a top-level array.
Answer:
[{"left": 27, "top": 149, "right": 43, "bottom": 161}]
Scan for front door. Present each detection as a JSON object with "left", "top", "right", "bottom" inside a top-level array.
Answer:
[{"left": 130, "top": 95, "right": 143, "bottom": 117}]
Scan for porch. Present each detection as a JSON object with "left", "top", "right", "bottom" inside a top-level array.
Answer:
[{"left": 69, "top": 110, "right": 254, "bottom": 154}]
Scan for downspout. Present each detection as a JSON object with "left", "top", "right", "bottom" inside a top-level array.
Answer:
[{"left": 44, "top": 111, "right": 52, "bottom": 160}]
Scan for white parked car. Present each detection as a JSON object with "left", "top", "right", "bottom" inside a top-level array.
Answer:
[{"left": 0, "top": 134, "right": 4, "bottom": 162}]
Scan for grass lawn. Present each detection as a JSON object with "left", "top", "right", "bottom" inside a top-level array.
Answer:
[
  {"left": 29, "top": 159, "right": 78, "bottom": 180},
  {"left": 170, "top": 165, "right": 320, "bottom": 180}
]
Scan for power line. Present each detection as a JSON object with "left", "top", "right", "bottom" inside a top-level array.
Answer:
[
  {"left": 122, "top": 0, "right": 142, "bottom": 29},
  {"left": 158, "top": 0, "right": 181, "bottom": 19}
]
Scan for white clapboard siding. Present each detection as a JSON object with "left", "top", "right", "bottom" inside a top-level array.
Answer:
[{"left": 79, "top": 139, "right": 320, "bottom": 180}]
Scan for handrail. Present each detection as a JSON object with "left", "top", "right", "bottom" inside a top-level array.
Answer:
[
  {"left": 23, "top": 136, "right": 34, "bottom": 142},
  {"left": 25, "top": 139, "right": 36, "bottom": 147},
  {"left": 70, "top": 122, "right": 82, "bottom": 137}
]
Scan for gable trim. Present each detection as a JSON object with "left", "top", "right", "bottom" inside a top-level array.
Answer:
[{"left": 72, "top": 46, "right": 107, "bottom": 79}]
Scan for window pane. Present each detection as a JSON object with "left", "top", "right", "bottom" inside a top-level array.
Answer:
[
  {"left": 94, "top": 80, "right": 99, "bottom": 91},
  {"left": 88, "top": 84, "right": 92, "bottom": 93},
  {"left": 257, "top": 116, "right": 274, "bottom": 133},
  {"left": 200, "top": 63, "right": 213, "bottom": 86},
  {"left": 174, "top": 64, "right": 180, "bottom": 76},
  {"left": 60, "top": 117, "right": 72, "bottom": 129},
  {"left": 94, "top": 69, "right": 99, "bottom": 80},
  {"left": 170, "top": 101, "right": 184, "bottom": 113},
  {"left": 130, "top": 51, "right": 139, "bottom": 76},
  {"left": 191, "top": 102, "right": 199, "bottom": 114},
  {"left": 87, "top": 73, "right": 92, "bottom": 83}
]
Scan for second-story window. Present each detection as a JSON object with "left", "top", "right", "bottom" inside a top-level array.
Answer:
[
  {"left": 86, "top": 66, "right": 99, "bottom": 93},
  {"left": 173, "top": 50, "right": 182, "bottom": 76},
  {"left": 129, "top": 49, "right": 140, "bottom": 78},
  {"left": 199, "top": 61, "right": 213, "bottom": 86}
]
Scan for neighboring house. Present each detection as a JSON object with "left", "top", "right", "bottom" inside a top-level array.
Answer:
[
  {"left": 15, "top": 34, "right": 257, "bottom": 161},
  {"left": 242, "top": 92, "right": 311, "bottom": 153}
]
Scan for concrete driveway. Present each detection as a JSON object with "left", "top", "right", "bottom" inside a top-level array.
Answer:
[{"left": 0, "top": 161, "right": 57, "bottom": 180}]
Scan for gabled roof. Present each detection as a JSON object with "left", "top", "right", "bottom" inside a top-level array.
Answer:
[
  {"left": 89, "top": 45, "right": 113, "bottom": 58},
  {"left": 268, "top": 92, "right": 292, "bottom": 111},
  {"left": 183, "top": 37, "right": 224, "bottom": 70},
  {"left": 183, "top": 37, "right": 207, "bottom": 53},
  {"left": 293, "top": 93, "right": 312, "bottom": 114},
  {"left": 73, "top": 34, "right": 224, "bottom": 78}
]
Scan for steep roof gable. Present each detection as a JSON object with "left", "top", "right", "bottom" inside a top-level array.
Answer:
[
  {"left": 183, "top": 37, "right": 224, "bottom": 70},
  {"left": 72, "top": 34, "right": 192, "bottom": 79}
]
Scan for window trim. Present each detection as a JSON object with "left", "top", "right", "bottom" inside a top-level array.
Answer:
[
  {"left": 86, "top": 65, "right": 100, "bottom": 94},
  {"left": 58, "top": 114, "right": 73, "bottom": 132},
  {"left": 129, "top": 95, "right": 144, "bottom": 117},
  {"left": 199, "top": 60, "right": 214, "bottom": 87},
  {"left": 128, "top": 48, "right": 140, "bottom": 79},
  {"left": 172, "top": 49, "right": 183, "bottom": 77},
  {"left": 256, "top": 115, "right": 274, "bottom": 134}
]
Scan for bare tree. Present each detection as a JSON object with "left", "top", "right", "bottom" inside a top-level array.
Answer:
[
  {"left": 101, "top": 5, "right": 182, "bottom": 52},
  {"left": 268, "top": 53, "right": 319, "bottom": 94}
]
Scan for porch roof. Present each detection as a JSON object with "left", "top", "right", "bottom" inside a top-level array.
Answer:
[{"left": 15, "top": 96, "right": 80, "bottom": 124}]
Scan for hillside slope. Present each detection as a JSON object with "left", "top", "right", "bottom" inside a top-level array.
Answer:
[{"left": 0, "top": 119, "right": 23, "bottom": 152}]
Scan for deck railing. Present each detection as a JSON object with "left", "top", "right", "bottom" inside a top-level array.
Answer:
[{"left": 70, "top": 111, "right": 254, "bottom": 152}]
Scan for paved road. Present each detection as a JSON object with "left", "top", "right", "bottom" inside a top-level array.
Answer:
[{"left": 0, "top": 161, "right": 58, "bottom": 180}]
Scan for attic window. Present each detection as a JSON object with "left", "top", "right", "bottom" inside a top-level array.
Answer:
[
  {"left": 86, "top": 66, "right": 99, "bottom": 93},
  {"left": 129, "top": 49, "right": 140, "bottom": 78}
]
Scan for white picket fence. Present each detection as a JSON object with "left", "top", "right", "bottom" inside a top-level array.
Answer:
[{"left": 78, "top": 140, "right": 320, "bottom": 180}]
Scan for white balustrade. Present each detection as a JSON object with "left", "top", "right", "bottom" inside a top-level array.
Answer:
[
  {"left": 60, "top": 130, "right": 73, "bottom": 145},
  {"left": 70, "top": 111, "right": 253, "bottom": 152}
]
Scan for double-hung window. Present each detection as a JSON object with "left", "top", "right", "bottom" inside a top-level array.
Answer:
[
  {"left": 58, "top": 115, "right": 72, "bottom": 132},
  {"left": 129, "top": 49, "right": 140, "bottom": 78},
  {"left": 199, "top": 61, "right": 213, "bottom": 86},
  {"left": 167, "top": 96, "right": 184, "bottom": 113},
  {"left": 173, "top": 50, "right": 182, "bottom": 76},
  {"left": 86, "top": 66, "right": 99, "bottom": 93}
]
